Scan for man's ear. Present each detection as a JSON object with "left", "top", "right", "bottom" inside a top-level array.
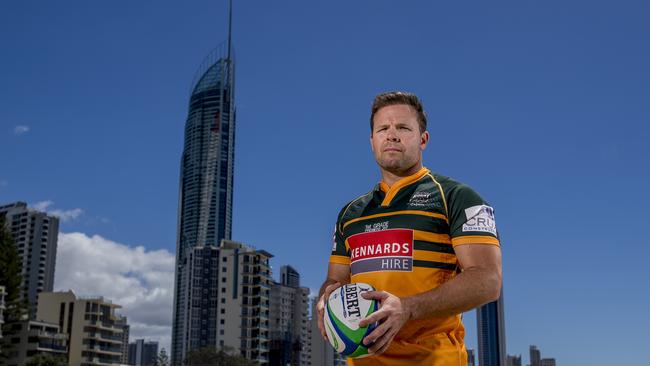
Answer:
[{"left": 420, "top": 131, "right": 430, "bottom": 151}]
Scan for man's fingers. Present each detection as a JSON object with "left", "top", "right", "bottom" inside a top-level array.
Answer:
[
  {"left": 325, "top": 282, "right": 341, "bottom": 293},
  {"left": 367, "top": 332, "right": 388, "bottom": 354},
  {"left": 358, "top": 309, "right": 385, "bottom": 328},
  {"left": 323, "top": 282, "right": 342, "bottom": 300},
  {"left": 317, "top": 295, "right": 328, "bottom": 340},
  {"left": 361, "top": 290, "right": 388, "bottom": 301},
  {"left": 368, "top": 328, "right": 397, "bottom": 355},
  {"left": 362, "top": 319, "right": 391, "bottom": 345}
]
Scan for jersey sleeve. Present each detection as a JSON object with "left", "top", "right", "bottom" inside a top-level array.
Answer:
[
  {"left": 446, "top": 184, "right": 500, "bottom": 247},
  {"left": 329, "top": 207, "right": 351, "bottom": 265}
]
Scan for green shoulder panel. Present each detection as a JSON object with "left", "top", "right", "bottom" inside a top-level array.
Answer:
[
  {"left": 433, "top": 173, "right": 499, "bottom": 240},
  {"left": 331, "top": 190, "right": 375, "bottom": 257}
]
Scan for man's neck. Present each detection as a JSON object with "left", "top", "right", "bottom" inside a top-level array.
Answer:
[{"left": 380, "top": 163, "right": 423, "bottom": 187}]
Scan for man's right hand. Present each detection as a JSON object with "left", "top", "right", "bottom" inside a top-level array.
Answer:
[{"left": 317, "top": 281, "right": 343, "bottom": 341}]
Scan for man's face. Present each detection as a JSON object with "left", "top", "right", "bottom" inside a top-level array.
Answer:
[{"left": 370, "top": 104, "right": 429, "bottom": 175}]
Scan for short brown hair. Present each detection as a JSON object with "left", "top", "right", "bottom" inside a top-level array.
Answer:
[{"left": 370, "top": 91, "right": 427, "bottom": 133}]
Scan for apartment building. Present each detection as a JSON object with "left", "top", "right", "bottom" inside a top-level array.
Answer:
[{"left": 36, "top": 291, "right": 127, "bottom": 366}]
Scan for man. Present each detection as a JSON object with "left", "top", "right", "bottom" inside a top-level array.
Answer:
[{"left": 317, "top": 91, "right": 502, "bottom": 365}]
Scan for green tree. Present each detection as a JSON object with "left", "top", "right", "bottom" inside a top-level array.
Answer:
[
  {"left": 184, "top": 346, "right": 256, "bottom": 366},
  {"left": 25, "top": 353, "right": 68, "bottom": 366},
  {"left": 157, "top": 347, "right": 170, "bottom": 366},
  {"left": 0, "top": 215, "right": 28, "bottom": 361}
]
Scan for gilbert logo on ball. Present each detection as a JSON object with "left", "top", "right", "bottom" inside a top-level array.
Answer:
[{"left": 324, "top": 282, "right": 378, "bottom": 358}]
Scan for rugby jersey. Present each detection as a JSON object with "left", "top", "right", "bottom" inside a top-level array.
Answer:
[{"left": 329, "top": 167, "right": 499, "bottom": 340}]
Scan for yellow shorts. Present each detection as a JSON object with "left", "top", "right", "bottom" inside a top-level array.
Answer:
[{"left": 348, "top": 332, "right": 467, "bottom": 366}]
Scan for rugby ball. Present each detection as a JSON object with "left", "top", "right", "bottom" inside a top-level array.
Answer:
[{"left": 324, "top": 282, "right": 378, "bottom": 358}]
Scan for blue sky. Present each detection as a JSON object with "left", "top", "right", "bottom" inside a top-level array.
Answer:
[{"left": 1, "top": 1, "right": 649, "bottom": 364}]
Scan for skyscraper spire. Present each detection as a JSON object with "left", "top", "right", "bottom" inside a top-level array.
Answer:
[{"left": 227, "top": 0, "right": 233, "bottom": 61}]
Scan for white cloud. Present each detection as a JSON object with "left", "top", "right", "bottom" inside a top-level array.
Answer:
[
  {"left": 30, "top": 200, "right": 84, "bottom": 222},
  {"left": 14, "top": 125, "right": 30, "bottom": 135},
  {"left": 31, "top": 200, "right": 54, "bottom": 211},
  {"left": 55, "top": 232, "right": 174, "bottom": 351}
]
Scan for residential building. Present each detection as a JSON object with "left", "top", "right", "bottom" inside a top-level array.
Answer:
[
  {"left": 36, "top": 290, "right": 127, "bottom": 366},
  {"left": 269, "top": 266, "right": 310, "bottom": 366},
  {"left": 128, "top": 339, "right": 158, "bottom": 366},
  {"left": 506, "top": 354, "right": 522, "bottom": 366},
  {"left": 529, "top": 345, "right": 541, "bottom": 366},
  {"left": 309, "top": 298, "right": 346, "bottom": 366},
  {"left": 117, "top": 316, "right": 129, "bottom": 364},
  {"left": 1, "top": 319, "right": 68, "bottom": 366},
  {"left": 467, "top": 349, "right": 476, "bottom": 366},
  {"left": 0, "top": 285, "right": 5, "bottom": 340},
  {"left": 477, "top": 292, "right": 506, "bottom": 366},
  {"left": 171, "top": 2, "right": 237, "bottom": 363},
  {"left": 280, "top": 266, "right": 300, "bottom": 288},
  {"left": 540, "top": 359, "right": 556, "bottom": 366},
  {"left": 173, "top": 240, "right": 273, "bottom": 365},
  {"left": 0, "top": 202, "right": 59, "bottom": 311}
]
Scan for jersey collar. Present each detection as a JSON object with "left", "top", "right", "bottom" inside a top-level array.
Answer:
[{"left": 376, "top": 167, "right": 430, "bottom": 207}]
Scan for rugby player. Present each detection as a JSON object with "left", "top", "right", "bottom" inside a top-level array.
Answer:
[{"left": 317, "top": 91, "right": 502, "bottom": 365}]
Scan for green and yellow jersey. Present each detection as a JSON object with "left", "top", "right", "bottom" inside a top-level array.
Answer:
[{"left": 329, "top": 167, "right": 500, "bottom": 365}]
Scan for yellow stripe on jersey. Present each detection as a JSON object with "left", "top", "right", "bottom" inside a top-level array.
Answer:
[
  {"left": 451, "top": 235, "right": 500, "bottom": 247},
  {"left": 329, "top": 255, "right": 350, "bottom": 265},
  {"left": 413, "top": 230, "right": 452, "bottom": 244},
  {"left": 413, "top": 250, "right": 457, "bottom": 264},
  {"left": 428, "top": 173, "right": 449, "bottom": 218},
  {"left": 342, "top": 210, "right": 448, "bottom": 230}
]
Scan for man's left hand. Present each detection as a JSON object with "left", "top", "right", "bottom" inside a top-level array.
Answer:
[{"left": 358, "top": 291, "right": 412, "bottom": 355}]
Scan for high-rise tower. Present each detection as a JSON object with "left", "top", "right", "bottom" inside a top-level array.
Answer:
[
  {"left": 171, "top": 2, "right": 236, "bottom": 364},
  {"left": 0, "top": 201, "right": 59, "bottom": 312},
  {"left": 477, "top": 292, "right": 507, "bottom": 366}
]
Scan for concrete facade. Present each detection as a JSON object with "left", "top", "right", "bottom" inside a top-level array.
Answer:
[
  {"left": 173, "top": 240, "right": 273, "bottom": 365},
  {"left": 36, "top": 291, "right": 127, "bottom": 366},
  {"left": 1, "top": 319, "right": 68, "bottom": 366},
  {"left": 269, "top": 266, "right": 310, "bottom": 366}
]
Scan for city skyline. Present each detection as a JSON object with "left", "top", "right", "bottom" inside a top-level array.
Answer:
[{"left": 2, "top": 1, "right": 650, "bottom": 365}]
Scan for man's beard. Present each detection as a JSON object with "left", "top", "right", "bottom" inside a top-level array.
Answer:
[{"left": 377, "top": 156, "right": 419, "bottom": 175}]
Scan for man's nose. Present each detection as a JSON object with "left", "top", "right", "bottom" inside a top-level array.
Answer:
[{"left": 386, "top": 128, "right": 399, "bottom": 141}]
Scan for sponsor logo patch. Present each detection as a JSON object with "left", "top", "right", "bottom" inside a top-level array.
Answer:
[
  {"left": 347, "top": 229, "right": 413, "bottom": 275},
  {"left": 462, "top": 205, "right": 497, "bottom": 235}
]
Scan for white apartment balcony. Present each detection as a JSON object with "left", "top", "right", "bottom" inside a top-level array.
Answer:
[{"left": 85, "top": 332, "right": 123, "bottom": 344}]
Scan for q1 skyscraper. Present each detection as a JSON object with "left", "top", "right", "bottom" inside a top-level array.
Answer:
[{"left": 171, "top": 2, "right": 236, "bottom": 364}]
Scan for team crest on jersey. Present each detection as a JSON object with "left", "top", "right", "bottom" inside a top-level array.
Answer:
[
  {"left": 462, "top": 205, "right": 497, "bottom": 235},
  {"left": 347, "top": 229, "right": 413, "bottom": 275},
  {"left": 407, "top": 191, "right": 442, "bottom": 209}
]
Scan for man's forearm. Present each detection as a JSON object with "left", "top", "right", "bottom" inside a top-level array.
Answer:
[{"left": 403, "top": 267, "right": 501, "bottom": 319}]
